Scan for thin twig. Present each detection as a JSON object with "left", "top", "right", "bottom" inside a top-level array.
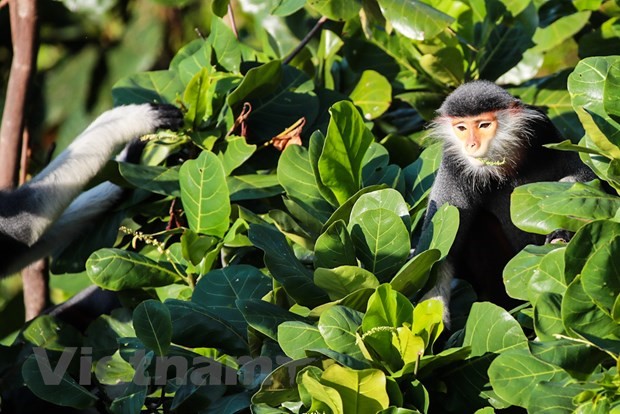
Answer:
[
  {"left": 227, "top": 2, "right": 238, "bottom": 39},
  {"left": 283, "top": 16, "right": 329, "bottom": 64}
]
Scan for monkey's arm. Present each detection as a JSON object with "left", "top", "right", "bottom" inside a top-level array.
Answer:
[
  {"left": 417, "top": 165, "right": 480, "bottom": 320},
  {"left": 0, "top": 104, "right": 182, "bottom": 248}
]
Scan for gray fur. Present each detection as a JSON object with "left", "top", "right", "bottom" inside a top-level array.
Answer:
[
  {"left": 0, "top": 103, "right": 182, "bottom": 277},
  {"left": 419, "top": 82, "right": 596, "bottom": 322}
]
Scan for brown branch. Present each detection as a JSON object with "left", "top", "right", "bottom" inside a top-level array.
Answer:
[
  {"left": 283, "top": 16, "right": 328, "bottom": 65},
  {"left": 227, "top": 2, "right": 238, "bottom": 39},
  {"left": 0, "top": 0, "right": 37, "bottom": 188},
  {"left": 0, "top": 0, "right": 43, "bottom": 319}
]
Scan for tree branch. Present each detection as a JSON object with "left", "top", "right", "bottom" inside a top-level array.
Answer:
[
  {"left": 283, "top": 16, "right": 328, "bottom": 65},
  {"left": 0, "top": 0, "right": 37, "bottom": 188}
]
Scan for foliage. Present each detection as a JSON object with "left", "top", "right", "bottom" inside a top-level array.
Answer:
[{"left": 2, "top": 0, "right": 620, "bottom": 413}]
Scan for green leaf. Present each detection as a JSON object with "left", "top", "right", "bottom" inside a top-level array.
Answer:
[
  {"left": 377, "top": 0, "right": 454, "bottom": 40},
  {"left": 209, "top": 17, "right": 243, "bottom": 73},
  {"left": 179, "top": 150, "right": 231, "bottom": 238},
  {"left": 464, "top": 302, "right": 528, "bottom": 357},
  {"left": 278, "top": 321, "right": 328, "bottom": 359},
  {"left": 307, "top": 0, "right": 361, "bottom": 21},
  {"left": 94, "top": 351, "right": 135, "bottom": 385},
  {"left": 533, "top": 12, "right": 590, "bottom": 52},
  {"left": 511, "top": 181, "right": 602, "bottom": 235},
  {"left": 419, "top": 47, "right": 464, "bottom": 87},
  {"left": 318, "top": 101, "right": 374, "bottom": 205},
  {"left": 23, "top": 315, "right": 82, "bottom": 351},
  {"left": 249, "top": 224, "right": 329, "bottom": 307},
  {"left": 119, "top": 163, "right": 180, "bottom": 196},
  {"left": 391, "top": 249, "right": 441, "bottom": 297},
  {"left": 349, "top": 207, "right": 410, "bottom": 281},
  {"left": 23, "top": 353, "right": 98, "bottom": 409},
  {"left": 488, "top": 349, "right": 569, "bottom": 408},
  {"left": 321, "top": 365, "right": 390, "bottom": 414},
  {"left": 363, "top": 284, "right": 414, "bottom": 330},
  {"left": 112, "top": 70, "right": 184, "bottom": 105},
  {"left": 314, "top": 266, "right": 379, "bottom": 301},
  {"left": 278, "top": 144, "right": 334, "bottom": 222},
  {"left": 217, "top": 136, "right": 256, "bottom": 176},
  {"left": 227, "top": 61, "right": 282, "bottom": 108},
  {"left": 211, "top": 0, "right": 229, "bottom": 17},
  {"left": 403, "top": 143, "right": 441, "bottom": 208},
  {"left": 314, "top": 220, "right": 358, "bottom": 269},
  {"left": 318, "top": 306, "right": 365, "bottom": 359},
  {"left": 166, "top": 299, "right": 249, "bottom": 354},
  {"left": 237, "top": 299, "right": 309, "bottom": 341},
  {"left": 565, "top": 220, "right": 620, "bottom": 312},
  {"left": 568, "top": 56, "right": 620, "bottom": 157},
  {"left": 183, "top": 67, "right": 210, "bottom": 127},
  {"left": 192, "top": 265, "right": 272, "bottom": 335},
  {"left": 132, "top": 300, "right": 172, "bottom": 356},
  {"left": 415, "top": 203, "right": 459, "bottom": 260},
  {"left": 350, "top": 188, "right": 411, "bottom": 231},
  {"left": 228, "top": 174, "right": 283, "bottom": 201},
  {"left": 503, "top": 244, "right": 562, "bottom": 301},
  {"left": 349, "top": 70, "right": 392, "bottom": 120},
  {"left": 300, "top": 369, "right": 344, "bottom": 413},
  {"left": 87, "top": 248, "right": 180, "bottom": 291}
]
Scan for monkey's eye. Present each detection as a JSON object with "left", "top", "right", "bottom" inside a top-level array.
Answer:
[
  {"left": 479, "top": 122, "right": 492, "bottom": 129},
  {"left": 455, "top": 125, "right": 467, "bottom": 131}
]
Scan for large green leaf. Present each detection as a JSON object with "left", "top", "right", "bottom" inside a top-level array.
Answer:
[
  {"left": 390, "top": 249, "right": 440, "bottom": 298},
  {"left": 217, "top": 136, "right": 256, "bottom": 176},
  {"left": 192, "top": 265, "right": 272, "bottom": 335},
  {"left": 320, "top": 365, "right": 390, "bottom": 414},
  {"left": 565, "top": 220, "right": 620, "bottom": 312},
  {"left": 227, "top": 174, "right": 283, "bottom": 201},
  {"left": 318, "top": 101, "right": 374, "bottom": 205},
  {"left": 87, "top": 249, "right": 180, "bottom": 291},
  {"left": 318, "top": 305, "right": 365, "bottom": 359},
  {"left": 562, "top": 275, "right": 620, "bottom": 338},
  {"left": 511, "top": 181, "right": 601, "bottom": 234},
  {"left": 377, "top": 0, "right": 454, "bottom": 41},
  {"left": 350, "top": 188, "right": 410, "bottom": 231},
  {"left": 278, "top": 321, "right": 328, "bottom": 359},
  {"left": 348, "top": 207, "right": 410, "bottom": 281},
  {"left": 314, "top": 220, "right": 357, "bottom": 269},
  {"left": 112, "top": 70, "right": 184, "bottom": 105},
  {"left": 314, "top": 266, "right": 379, "bottom": 301},
  {"left": 249, "top": 224, "right": 329, "bottom": 307},
  {"left": 463, "top": 302, "right": 528, "bottom": 357},
  {"left": 132, "top": 300, "right": 172, "bottom": 356},
  {"left": 415, "top": 204, "right": 459, "bottom": 260},
  {"left": 165, "top": 299, "right": 248, "bottom": 354},
  {"left": 489, "top": 349, "right": 569, "bottom": 408},
  {"left": 237, "top": 299, "right": 309, "bottom": 341},
  {"left": 503, "top": 244, "right": 565, "bottom": 302},
  {"left": 349, "top": 70, "right": 392, "bottom": 120},
  {"left": 307, "top": 0, "right": 361, "bottom": 21},
  {"left": 179, "top": 150, "right": 231, "bottom": 238},
  {"left": 227, "top": 61, "right": 282, "bottom": 108},
  {"left": 568, "top": 56, "right": 620, "bottom": 158},
  {"left": 119, "top": 163, "right": 180, "bottom": 196},
  {"left": 23, "top": 353, "right": 98, "bottom": 409},
  {"left": 278, "top": 144, "right": 334, "bottom": 223}
]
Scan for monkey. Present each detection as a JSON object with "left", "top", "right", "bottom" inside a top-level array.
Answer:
[
  {"left": 0, "top": 103, "right": 183, "bottom": 278},
  {"left": 418, "top": 80, "right": 596, "bottom": 323}
]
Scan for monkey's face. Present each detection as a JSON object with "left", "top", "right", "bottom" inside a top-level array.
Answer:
[{"left": 450, "top": 112, "right": 498, "bottom": 164}]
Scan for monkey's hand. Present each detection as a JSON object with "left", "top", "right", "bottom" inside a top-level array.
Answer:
[{"left": 545, "top": 229, "right": 574, "bottom": 244}]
